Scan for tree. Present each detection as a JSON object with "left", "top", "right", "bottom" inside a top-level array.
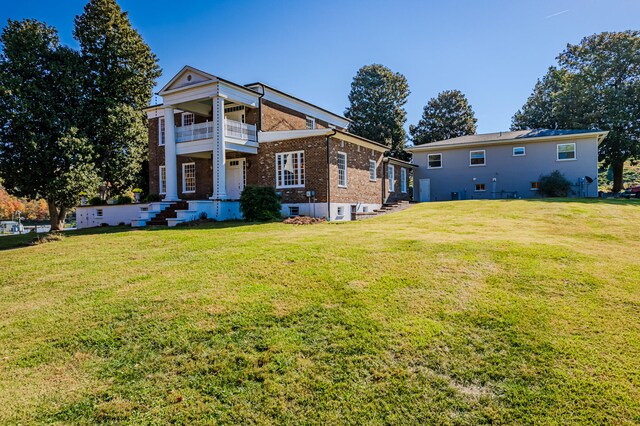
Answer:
[
  {"left": 409, "top": 90, "right": 477, "bottom": 145},
  {"left": 0, "top": 20, "right": 99, "bottom": 230},
  {"left": 512, "top": 31, "right": 640, "bottom": 192},
  {"left": 74, "top": 0, "right": 161, "bottom": 198},
  {"left": 344, "top": 64, "right": 410, "bottom": 159}
]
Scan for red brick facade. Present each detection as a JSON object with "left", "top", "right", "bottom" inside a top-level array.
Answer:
[{"left": 260, "top": 100, "right": 332, "bottom": 131}]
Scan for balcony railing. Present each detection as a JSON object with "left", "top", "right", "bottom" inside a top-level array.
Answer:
[{"left": 175, "top": 119, "right": 257, "bottom": 144}]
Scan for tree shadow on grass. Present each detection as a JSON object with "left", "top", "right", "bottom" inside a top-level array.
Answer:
[
  {"left": 517, "top": 197, "right": 640, "bottom": 206},
  {"left": 0, "top": 220, "right": 280, "bottom": 251}
]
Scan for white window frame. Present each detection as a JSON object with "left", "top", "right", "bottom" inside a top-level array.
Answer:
[
  {"left": 400, "top": 168, "right": 407, "bottom": 193},
  {"left": 531, "top": 181, "right": 541, "bottom": 191},
  {"left": 513, "top": 147, "right": 526, "bottom": 156},
  {"left": 474, "top": 183, "right": 486, "bottom": 192},
  {"left": 159, "top": 165, "right": 166, "bottom": 194},
  {"left": 369, "top": 160, "right": 377, "bottom": 181},
  {"left": 337, "top": 206, "right": 344, "bottom": 216},
  {"left": 96, "top": 208, "right": 103, "bottom": 218},
  {"left": 557, "top": 143, "right": 576, "bottom": 161},
  {"left": 158, "top": 117, "right": 165, "bottom": 146},
  {"left": 181, "top": 112, "right": 195, "bottom": 127},
  {"left": 470, "top": 150, "right": 486, "bottom": 167},
  {"left": 182, "top": 162, "right": 196, "bottom": 193},
  {"left": 427, "top": 153, "right": 442, "bottom": 169},
  {"left": 305, "top": 116, "right": 316, "bottom": 129},
  {"left": 288, "top": 206, "right": 299, "bottom": 217},
  {"left": 276, "top": 151, "right": 305, "bottom": 188},
  {"left": 388, "top": 165, "right": 394, "bottom": 192},
  {"left": 337, "top": 152, "right": 347, "bottom": 188}
]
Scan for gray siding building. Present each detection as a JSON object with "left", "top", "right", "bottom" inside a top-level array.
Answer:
[{"left": 408, "top": 130, "right": 608, "bottom": 202}]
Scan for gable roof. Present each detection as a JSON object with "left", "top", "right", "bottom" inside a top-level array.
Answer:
[
  {"left": 406, "top": 129, "right": 608, "bottom": 152},
  {"left": 159, "top": 65, "right": 261, "bottom": 98}
]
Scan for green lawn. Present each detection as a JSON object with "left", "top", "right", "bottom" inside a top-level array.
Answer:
[{"left": 1, "top": 200, "right": 639, "bottom": 424}]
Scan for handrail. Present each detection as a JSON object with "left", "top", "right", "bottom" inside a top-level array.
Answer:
[{"left": 174, "top": 119, "right": 257, "bottom": 143}]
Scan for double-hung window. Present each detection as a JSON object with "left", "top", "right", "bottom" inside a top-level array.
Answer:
[
  {"left": 428, "top": 153, "right": 442, "bottom": 168},
  {"left": 337, "top": 152, "right": 347, "bottom": 187},
  {"left": 400, "top": 168, "right": 407, "bottom": 193},
  {"left": 513, "top": 147, "right": 525, "bottom": 156},
  {"left": 369, "top": 160, "right": 377, "bottom": 181},
  {"left": 276, "top": 151, "right": 305, "bottom": 188},
  {"left": 182, "top": 162, "right": 196, "bottom": 193},
  {"left": 557, "top": 143, "right": 576, "bottom": 161},
  {"left": 305, "top": 116, "right": 316, "bottom": 129},
  {"left": 470, "top": 150, "right": 486, "bottom": 166},
  {"left": 159, "top": 117, "right": 165, "bottom": 146},
  {"left": 182, "top": 112, "right": 195, "bottom": 127},
  {"left": 159, "top": 166, "right": 166, "bottom": 194},
  {"left": 388, "top": 165, "right": 394, "bottom": 192}
]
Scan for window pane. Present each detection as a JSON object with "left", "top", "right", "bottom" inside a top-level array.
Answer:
[
  {"left": 338, "top": 153, "right": 346, "bottom": 186},
  {"left": 369, "top": 160, "right": 376, "bottom": 180},
  {"left": 428, "top": 154, "right": 441, "bottom": 168},
  {"left": 558, "top": 144, "right": 575, "bottom": 159},
  {"left": 470, "top": 151, "right": 485, "bottom": 165}
]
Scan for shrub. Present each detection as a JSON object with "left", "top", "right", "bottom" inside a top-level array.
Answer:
[
  {"left": 142, "top": 193, "right": 162, "bottom": 203},
  {"left": 539, "top": 170, "right": 572, "bottom": 197},
  {"left": 240, "top": 186, "right": 282, "bottom": 221},
  {"left": 89, "top": 196, "right": 105, "bottom": 206},
  {"left": 116, "top": 195, "right": 133, "bottom": 204}
]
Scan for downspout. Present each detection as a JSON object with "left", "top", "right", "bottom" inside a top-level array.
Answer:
[
  {"left": 255, "top": 84, "right": 265, "bottom": 132},
  {"left": 326, "top": 130, "right": 337, "bottom": 220},
  {"left": 382, "top": 158, "right": 386, "bottom": 205}
]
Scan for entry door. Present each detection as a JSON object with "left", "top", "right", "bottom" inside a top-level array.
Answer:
[
  {"left": 225, "top": 158, "right": 246, "bottom": 199},
  {"left": 419, "top": 178, "right": 431, "bottom": 202}
]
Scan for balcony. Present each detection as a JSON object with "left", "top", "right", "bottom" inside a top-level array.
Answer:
[{"left": 175, "top": 119, "right": 257, "bottom": 144}]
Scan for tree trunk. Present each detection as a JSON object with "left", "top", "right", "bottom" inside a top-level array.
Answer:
[
  {"left": 47, "top": 200, "right": 67, "bottom": 231},
  {"left": 611, "top": 161, "right": 625, "bottom": 193}
]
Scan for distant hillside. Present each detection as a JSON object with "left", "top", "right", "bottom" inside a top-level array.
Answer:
[{"left": 598, "top": 161, "right": 640, "bottom": 191}]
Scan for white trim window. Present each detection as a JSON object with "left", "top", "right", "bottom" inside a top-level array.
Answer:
[
  {"left": 557, "top": 143, "right": 576, "bottom": 161},
  {"left": 470, "top": 150, "right": 486, "bottom": 166},
  {"left": 288, "top": 206, "right": 299, "bottom": 217},
  {"left": 400, "top": 167, "right": 407, "bottom": 193},
  {"left": 159, "top": 117, "right": 165, "bottom": 146},
  {"left": 276, "top": 151, "right": 305, "bottom": 188},
  {"left": 513, "top": 146, "right": 525, "bottom": 156},
  {"left": 182, "top": 162, "right": 196, "bottom": 193},
  {"left": 337, "top": 152, "right": 347, "bottom": 187},
  {"left": 159, "top": 165, "right": 166, "bottom": 194},
  {"left": 369, "top": 160, "right": 377, "bottom": 181},
  {"left": 388, "top": 165, "right": 394, "bottom": 192},
  {"left": 531, "top": 181, "right": 541, "bottom": 191},
  {"left": 428, "top": 153, "right": 442, "bottom": 169},
  {"left": 305, "top": 116, "right": 316, "bottom": 129},
  {"left": 182, "top": 112, "right": 195, "bottom": 127},
  {"left": 475, "top": 183, "right": 486, "bottom": 192}
]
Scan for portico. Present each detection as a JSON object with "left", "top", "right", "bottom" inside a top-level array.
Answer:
[{"left": 156, "top": 66, "right": 261, "bottom": 203}]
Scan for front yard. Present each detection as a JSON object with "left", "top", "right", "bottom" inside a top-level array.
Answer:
[{"left": 0, "top": 199, "right": 639, "bottom": 424}]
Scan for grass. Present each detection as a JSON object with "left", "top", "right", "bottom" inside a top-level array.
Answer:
[{"left": 1, "top": 199, "right": 639, "bottom": 424}]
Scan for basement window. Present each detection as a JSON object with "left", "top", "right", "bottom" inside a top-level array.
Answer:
[
  {"left": 288, "top": 206, "right": 300, "bottom": 217},
  {"left": 531, "top": 181, "right": 541, "bottom": 190},
  {"left": 96, "top": 208, "right": 103, "bottom": 218},
  {"left": 337, "top": 206, "right": 344, "bottom": 216},
  {"left": 475, "top": 183, "right": 486, "bottom": 192}
]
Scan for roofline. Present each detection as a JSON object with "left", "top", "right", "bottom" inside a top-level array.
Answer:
[
  {"left": 258, "top": 128, "right": 389, "bottom": 152},
  {"left": 245, "top": 82, "right": 351, "bottom": 123},
  {"left": 406, "top": 130, "right": 609, "bottom": 152},
  {"left": 158, "top": 65, "right": 261, "bottom": 98},
  {"left": 383, "top": 156, "right": 418, "bottom": 167}
]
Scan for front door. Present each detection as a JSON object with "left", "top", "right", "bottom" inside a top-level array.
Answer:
[
  {"left": 225, "top": 158, "right": 246, "bottom": 199},
  {"left": 419, "top": 178, "right": 431, "bottom": 202}
]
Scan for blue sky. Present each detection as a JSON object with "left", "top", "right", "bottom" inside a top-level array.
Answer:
[{"left": 2, "top": 0, "right": 638, "bottom": 135}]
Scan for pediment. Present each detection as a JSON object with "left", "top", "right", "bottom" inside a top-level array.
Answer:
[{"left": 159, "top": 66, "right": 218, "bottom": 94}]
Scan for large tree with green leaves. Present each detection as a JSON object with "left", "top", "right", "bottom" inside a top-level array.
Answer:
[
  {"left": 410, "top": 90, "right": 477, "bottom": 145},
  {"left": 74, "top": 0, "right": 161, "bottom": 197},
  {"left": 0, "top": 20, "right": 99, "bottom": 230},
  {"left": 512, "top": 31, "right": 640, "bottom": 192},
  {"left": 344, "top": 64, "right": 410, "bottom": 159}
]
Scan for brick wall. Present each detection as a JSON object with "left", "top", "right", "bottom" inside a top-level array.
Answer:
[
  {"left": 260, "top": 100, "right": 330, "bottom": 131},
  {"left": 328, "top": 138, "right": 383, "bottom": 205}
]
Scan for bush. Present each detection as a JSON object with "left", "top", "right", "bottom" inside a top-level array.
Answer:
[
  {"left": 142, "top": 193, "right": 162, "bottom": 203},
  {"left": 116, "top": 195, "right": 133, "bottom": 205},
  {"left": 89, "top": 196, "right": 105, "bottom": 206},
  {"left": 540, "top": 170, "right": 572, "bottom": 197},
  {"left": 240, "top": 186, "right": 282, "bottom": 221}
]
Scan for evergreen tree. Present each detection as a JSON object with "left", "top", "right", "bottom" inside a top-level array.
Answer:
[
  {"left": 410, "top": 90, "right": 477, "bottom": 145},
  {"left": 0, "top": 20, "right": 99, "bottom": 230},
  {"left": 512, "top": 31, "right": 640, "bottom": 192},
  {"left": 344, "top": 64, "right": 410, "bottom": 159},
  {"left": 74, "top": 0, "right": 161, "bottom": 197}
]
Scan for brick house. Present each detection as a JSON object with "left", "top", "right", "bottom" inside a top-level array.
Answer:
[{"left": 76, "top": 66, "right": 413, "bottom": 228}]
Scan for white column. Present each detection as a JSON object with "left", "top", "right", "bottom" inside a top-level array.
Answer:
[
  {"left": 210, "top": 96, "right": 227, "bottom": 200},
  {"left": 163, "top": 106, "right": 179, "bottom": 201}
]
